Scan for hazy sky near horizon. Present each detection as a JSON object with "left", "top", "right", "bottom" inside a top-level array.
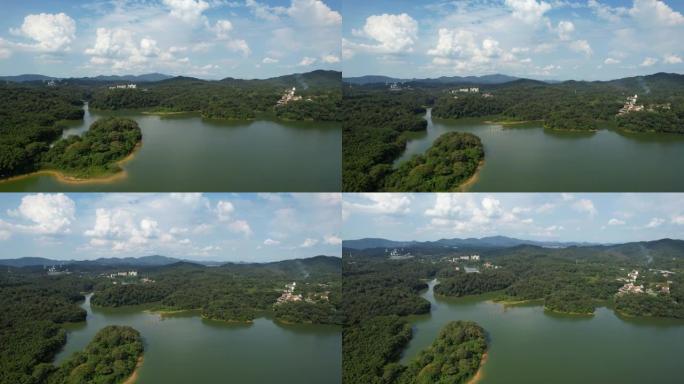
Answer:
[
  {"left": 343, "top": 0, "right": 684, "bottom": 80},
  {"left": 0, "top": 193, "right": 342, "bottom": 262},
  {"left": 0, "top": 0, "right": 341, "bottom": 79},
  {"left": 342, "top": 193, "right": 684, "bottom": 243}
]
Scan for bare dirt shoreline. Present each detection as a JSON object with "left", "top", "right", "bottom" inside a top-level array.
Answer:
[
  {"left": 122, "top": 356, "right": 144, "bottom": 384},
  {"left": 457, "top": 159, "right": 485, "bottom": 192},
  {"left": 468, "top": 352, "right": 488, "bottom": 384},
  {"left": 0, "top": 143, "right": 141, "bottom": 185}
]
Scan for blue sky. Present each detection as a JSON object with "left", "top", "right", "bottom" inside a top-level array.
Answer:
[
  {"left": 0, "top": 193, "right": 341, "bottom": 262},
  {"left": 342, "top": 0, "right": 684, "bottom": 80},
  {"left": 343, "top": 193, "right": 684, "bottom": 243},
  {"left": 0, "top": 0, "right": 341, "bottom": 79}
]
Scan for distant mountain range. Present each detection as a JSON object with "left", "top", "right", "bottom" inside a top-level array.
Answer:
[
  {"left": 0, "top": 255, "right": 214, "bottom": 268},
  {"left": 342, "top": 236, "right": 599, "bottom": 250},
  {"left": 343, "top": 74, "right": 519, "bottom": 85},
  {"left": 0, "top": 70, "right": 341, "bottom": 90},
  {"left": 0, "top": 254, "right": 340, "bottom": 269},
  {"left": 0, "top": 73, "right": 174, "bottom": 83}
]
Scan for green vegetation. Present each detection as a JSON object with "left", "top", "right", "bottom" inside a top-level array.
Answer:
[
  {"left": 42, "top": 117, "right": 141, "bottom": 178},
  {"left": 400, "top": 321, "right": 487, "bottom": 384},
  {"left": 384, "top": 132, "right": 483, "bottom": 191},
  {"left": 0, "top": 84, "right": 84, "bottom": 178},
  {"left": 88, "top": 71, "right": 341, "bottom": 122},
  {"left": 434, "top": 270, "right": 515, "bottom": 297},
  {"left": 0, "top": 274, "right": 91, "bottom": 384},
  {"left": 430, "top": 73, "right": 684, "bottom": 134},
  {"left": 46, "top": 326, "right": 143, "bottom": 384},
  {"left": 91, "top": 257, "right": 341, "bottom": 325},
  {"left": 343, "top": 90, "right": 483, "bottom": 192},
  {"left": 615, "top": 292, "right": 684, "bottom": 318}
]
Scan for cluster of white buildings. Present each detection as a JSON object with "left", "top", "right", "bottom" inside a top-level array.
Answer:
[
  {"left": 387, "top": 248, "right": 413, "bottom": 260},
  {"left": 107, "top": 270, "right": 138, "bottom": 279},
  {"left": 109, "top": 84, "right": 137, "bottom": 90},
  {"left": 447, "top": 254, "right": 480, "bottom": 262},
  {"left": 276, "top": 282, "right": 303, "bottom": 304},
  {"left": 618, "top": 94, "right": 644, "bottom": 115},
  {"left": 46, "top": 265, "right": 70, "bottom": 275},
  {"left": 451, "top": 87, "right": 480, "bottom": 93},
  {"left": 276, "top": 87, "right": 302, "bottom": 106},
  {"left": 617, "top": 269, "right": 644, "bottom": 295}
]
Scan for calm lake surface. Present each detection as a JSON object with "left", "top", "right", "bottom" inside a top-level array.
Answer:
[
  {"left": 400, "top": 280, "right": 684, "bottom": 384},
  {"left": 55, "top": 294, "right": 341, "bottom": 384},
  {"left": 395, "top": 109, "right": 684, "bottom": 191},
  {"left": 0, "top": 104, "right": 341, "bottom": 191}
]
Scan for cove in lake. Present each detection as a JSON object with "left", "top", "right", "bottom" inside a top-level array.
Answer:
[
  {"left": 54, "top": 294, "right": 341, "bottom": 384},
  {"left": 394, "top": 109, "right": 684, "bottom": 191},
  {"left": 0, "top": 104, "right": 341, "bottom": 192},
  {"left": 400, "top": 280, "right": 684, "bottom": 384}
]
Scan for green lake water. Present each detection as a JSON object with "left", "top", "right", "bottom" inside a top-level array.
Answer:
[
  {"left": 395, "top": 109, "right": 684, "bottom": 191},
  {"left": 0, "top": 104, "right": 341, "bottom": 192},
  {"left": 400, "top": 280, "right": 684, "bottom": 384},
  {"left": 54, "top": 294, "right": 341, "bottom": 384}
]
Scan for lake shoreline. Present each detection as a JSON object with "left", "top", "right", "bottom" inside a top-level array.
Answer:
[
  {"left": 122, "top": 355, "right": 144, "bottom": 384},
  {"left": 468, "top": 352, "right": 488, "bottom": 384},
  {"left": 0, "top": 143, "right": 141, "bottom": 185},
  {"left": 458, "top": 159, "right": 485, "bottom": 192}
]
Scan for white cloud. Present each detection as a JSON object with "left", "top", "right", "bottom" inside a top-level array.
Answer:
[
  {"left": 0, "top": 229, "right": 10, "bottom": 241},
  {"left": 557, "top": 20, "right": 574, "bottom": 40},
  {"left": 287, "top": 0, "right": 342, "bottom": 27},
  {"left": 227, "top": 39, "right": 251, "bottom": 56},
  {"left": 663, "top": 54, "right": 682, "bottom": 64},
  {"left": 646, "top": 217, "right": 665, "bottom": 228},
  {"left": 8, "top": 194, "right": 75, "bottom": 234},
  {"left": 10, "top": 13, "right": 76, "bottom": 52},
  {"left": 640, "top": 56, "right": 658, "bottom": 66},
  {"left": 608, "top": 218, "right": 626, "bottom": 226},
  {"left": 573, "top": 199, "right": 597, "bottom": 217},
  {"left": 505, "top": 0, "right": 552, "bottom": 25},
  {"left": 323, "top": 234, "right": 342, "bottom": 245},
  {"left": 588, "top": 0, "right": 628, "bottom": 23},
  {"left": 629, "top": 0, "right": 684, "bottom": 26},
  {"left": 264, "top": 238, "right": 280, "bottom": 245},
  {"left": 300, "top": 238, "right": 318, "bottom": 247},
  {"left": 217, "top": 201, "right": 235, "bottom": 221},
  {"left": 245, "top": 0, "right": 286, "bottom": 21},
  {"left": 321, "top": 54, "right": 340, "bottom": 63},
  {"left": 604, "top": 57, "right": 621, "bottom": 64},
  {"left": 228, "top": 220, "right": 252, "bottom": 237},
  {"left": 262, "top": 57, "right": 279, "bottom": 64},
  {"left": 213, "top": 19, "right": 233, "bottom": 39},
  {"left": 163, "top": 0, "right": 210, "bottom": 24},
  {"left": 672, "top": 215, "right": 684, "bottom": 225},
  {"left": 344, "top": 193, "right": 412, "bottom": 216},
  {"left": 347, "top": 13, "right": 418, "bottom": 55},
  {"left": 569, "top": 40, "right": 593, "bottom": 56},
  {"left": 298, "top": 56, "right": 317, "bottom": 66}
]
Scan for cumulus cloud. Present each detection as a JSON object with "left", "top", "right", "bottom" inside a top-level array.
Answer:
[
  {"left": 5, "top": 194, "right": 76, "bottom": 235},
  {"left": 629, "top": 0, "right": 684, "bottom": 26},
  {"left": 569, "top": 40, "right": 593, "bottom": 56},
  {"left": 300, "top": 238, "right": 318, "bottom": 247},
  {"left": 10, "top": 13, "right": 76, "bottom": 52},
  {"left": 216, "top": 201, "right": 235, "bottom": 221},
  {"left": 604, "top": 57, "right": 621, "bottom": 64},
  {"left": 557, "top": 20, "right": 574, "bottom": 40},
  {"left": 321, "top": 54, "right": 340, "bottom": 63},
  {"left": 163, "top": 0, "right": 210, "bottom": 24},
  {"left": 573, "top": 199, "right": 597, "bottom": 217},
  {"left": 323, "top": 234, "right": 342, "bottom": 245},
  {"left": 287, "top": 0, "right": 341, "bottom": 26},
  {"left": 645, "top": 217, "right": 665, "bottom": 228},
  {"left": 505, "top": 0, "right": 552, "bottom": 25},
  {"left": 672, "top": 215, "right": 684, "bottom": 225},
  {"left": 663, "top": 54, "right": 682, "bottom": 64},
  {"left": 608, "top": 218, "right": 626, "bottom": 225},
  {"left": 264, "top": 238, "right": 280, "bottom": 245},
  {"left": 298, "top": 56, "right": 317, "bottom": 66},
  {"left": 262, "top": 57, "right": 279, "bottom": 64},
  {"left": 84, "top": 28, "right": 187, "bottom": 72},
  {"left": 344, "top": 193, "right": 412, "bottom": 216},
  {"left": 346, "top": 13, "right": 418, "bottom": 56},
  {"left": 228, "top": 220, "right": 252, "bottom": 237},
  {"left": 640, "top": 56, "right": 658, "bottom": 66}
]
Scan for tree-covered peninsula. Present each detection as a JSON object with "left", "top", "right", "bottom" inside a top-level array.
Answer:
[{"left": 342, "top": 90, "right": 484, "bottom": 192}]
